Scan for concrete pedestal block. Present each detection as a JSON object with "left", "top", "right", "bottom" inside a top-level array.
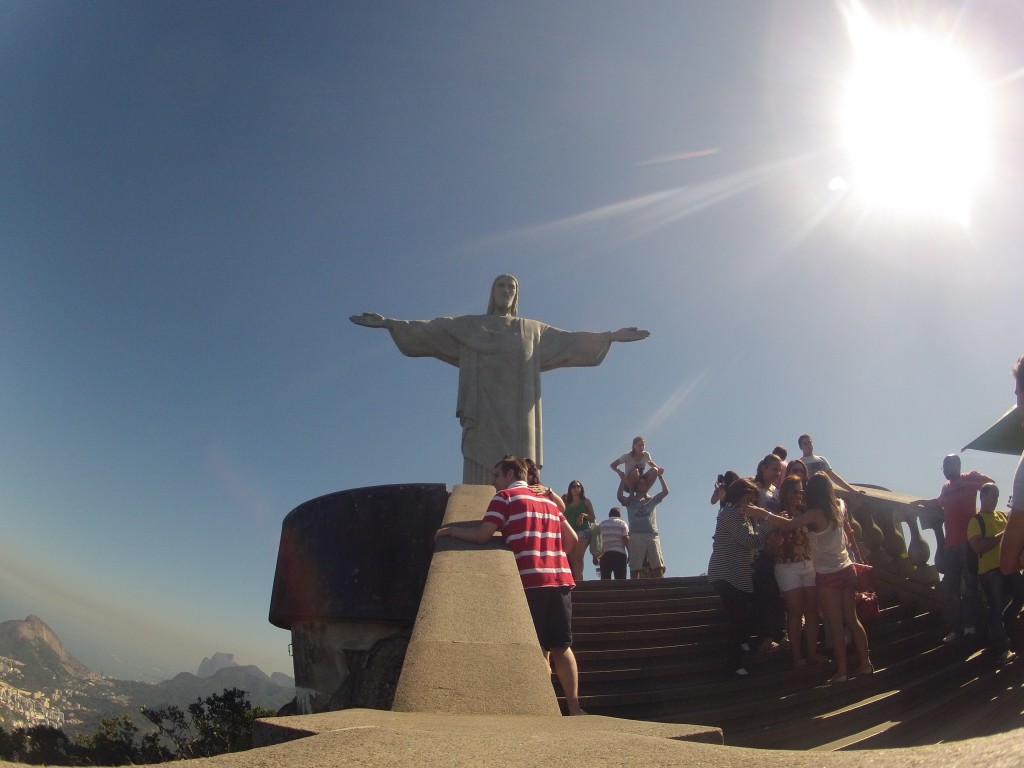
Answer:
[
  {"left": 393, "top": 484, "right": 562, "bottom": 716},
  {"left": 269, "top": 484, "right": 449, "bottom": 712}
]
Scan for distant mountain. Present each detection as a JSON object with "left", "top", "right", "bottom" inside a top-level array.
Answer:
[
  {"left": 270, "top": 671, "right": 293, "bottom": 687},
  {"left": 0, "top": 615, "right": 97, "bottom": 688},
  {"left": 0, "top": 615, "right": 295, "bottom": 735},
  {"left": 197, "top": 651, "right": 239, "bottom": 677},
  {"left": 156, "top": 665, "right": 294, "bottom": 707}
]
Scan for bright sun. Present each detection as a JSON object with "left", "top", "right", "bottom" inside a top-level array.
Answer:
[{"left": 838, "top": 2, "right": 992, "bottom": 225}]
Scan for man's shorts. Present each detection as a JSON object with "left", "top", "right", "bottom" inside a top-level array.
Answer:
[
  {"left": 774, "top": 560, "right": 816, "bottom": 592},
  {"left": 524, "top": 585, "right": 573, "bottom": 650},
  {"left": 628, "top": 533, "right": 664, "bottom": 571}
]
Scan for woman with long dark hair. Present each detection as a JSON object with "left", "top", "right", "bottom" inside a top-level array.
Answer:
[
  {"left": 754, "top": 454, "right": 783, "bottom": 510},
  {"left": 563, "top": 480, "right": 596, "bottom": 580},
  {"left": 785, "top": 459, "right": 808, "bottom": 485},
  {"left": 744, "top": 473, "right": 872, "bottom": 682},
  {"left": 752, "top": 454, "right": 785, "bottom": 650}
]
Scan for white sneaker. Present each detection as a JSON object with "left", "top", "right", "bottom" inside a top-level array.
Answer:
[
  {"left": 734, "top": 667, "right": 749, "bottom": 677},
  {"left": 942, "top": 631, "right": 959, "bottom": 643},
  {"left": 740, "top": 642, "right": 751, "bottom": 652}
]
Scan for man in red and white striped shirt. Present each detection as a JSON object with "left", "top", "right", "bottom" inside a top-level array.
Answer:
[{"left": 435, "top": 455, "right": 584, "bottom": 715}]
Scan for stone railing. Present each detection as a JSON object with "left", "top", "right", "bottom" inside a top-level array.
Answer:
[{"left": 839, "top": 485, "right": 944, "bottom": 605}]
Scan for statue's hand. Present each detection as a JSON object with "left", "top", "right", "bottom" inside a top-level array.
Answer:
[
  {"left": 611, "top": 327, "right": 650, "bottom": 342},
  {"left": 350, "top": 312, "right": 390, "bottom": 328}
]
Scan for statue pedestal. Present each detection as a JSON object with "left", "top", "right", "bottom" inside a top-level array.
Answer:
[{"left": 269, "top": 484, "right": 449, "bottom": 713}]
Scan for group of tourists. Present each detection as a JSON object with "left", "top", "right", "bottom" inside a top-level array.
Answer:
[
  {"left": 707, "top": 354, "right": 1024, "bottom": 684},
  {"left": 561, "top": 436, "right": 671, "bottom": 581},
  {"left": 429, "top": 354, "right": 1024, "bottom": 717},
  {"left": 707, "top": 437, "right": 872, "bottom": 682}
]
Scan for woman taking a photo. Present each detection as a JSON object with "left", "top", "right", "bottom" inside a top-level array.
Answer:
[
  {"left": 767, "top": 475, "right": 822, "bottom": 667},
  {"left": 744, "top": 473, "right": 872, "bottom": 682},
  {"left": 710, "top": 470, "right": 740, "bottom": 508}
]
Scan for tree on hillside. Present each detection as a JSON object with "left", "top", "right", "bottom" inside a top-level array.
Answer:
[
  {"left": 142, "top": 687, "right": 275, "bottom": 759},
  {"left": 0, "top": 687, "right": 274, "bottom": 764},
  {"left": 0, "top": 725, "right": 26, "bottom": 762},
  {"left": 17, "top": 724, "right": 74, "bottom": 765},
  {"left": 74, "top": 715, "right": 143, "bottom": 765}
]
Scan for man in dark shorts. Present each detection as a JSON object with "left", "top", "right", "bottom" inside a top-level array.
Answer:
[{"left": 435, "top": 455, "right": 584, "bottom": 715}]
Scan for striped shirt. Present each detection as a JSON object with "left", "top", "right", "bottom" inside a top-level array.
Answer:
[
  {"left": 598, "top": 517, "right": 629, "bottom": 555},
  {"left": 707, "top": 502, "right": 771, "bottom": 592},
  {"left": 484, "top": 481, "right": 575, "bottom": 590}
]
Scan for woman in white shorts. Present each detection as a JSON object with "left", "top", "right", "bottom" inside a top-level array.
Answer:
[{"left": 766, "top": 474, "right": 821, "bottom": 667}]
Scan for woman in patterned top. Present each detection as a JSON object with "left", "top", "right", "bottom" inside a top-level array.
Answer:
[{"left": 768, "top": 475, "right": 822, "bottom": 667}]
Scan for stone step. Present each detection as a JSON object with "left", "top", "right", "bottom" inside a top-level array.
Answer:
[
  {"left": 574, "top": 607, "right": 725, "bottom": 629},
  {"left": 736, "top": 646, "right": 1002, "bottom": 749},
  {"left": 572, "top": 616, "right": 950, "bottom": 706},
  {"left": 555, "top": 574, "right": 994, "bottom": 747},
  {"left": 576, "top": 577, "right": 713, "bottom": 589},
  {"left": 577, "top": 635, "right": 973, "bottom": 733},
  {"left": 573, "top": 602, "right": 937, "bottom": 672},
  {"left": 573, "top": 595, "right": 724, "bottom": 616},
  {"left": 572, "top": 577, "right": 715, "bottom": 601},
  {"left": 573, "top": 620, "right": 728, "bottom": 649},
  {"left": 836, "top": 653, "right": 1024, "bottom": 750}
]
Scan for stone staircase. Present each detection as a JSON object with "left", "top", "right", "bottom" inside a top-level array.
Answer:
[{"left": 560, "top": 576, "right": 1024, "bottom": 749}]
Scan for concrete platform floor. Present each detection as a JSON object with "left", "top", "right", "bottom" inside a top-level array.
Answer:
[{"left": 206, "top": 709, "right": 1024, "bottom": 768}]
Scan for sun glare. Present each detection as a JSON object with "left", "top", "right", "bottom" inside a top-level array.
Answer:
[{"left": 839, "top": 2, "right": 992, "bottom": 225}]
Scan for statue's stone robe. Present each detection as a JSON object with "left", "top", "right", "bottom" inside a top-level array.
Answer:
[{"left": 386, "top": 315, "right": 611, "bottom": 483}]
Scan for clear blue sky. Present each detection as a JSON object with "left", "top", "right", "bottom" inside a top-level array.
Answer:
[{"left": 2, "top": 0, "right": 1022, "bottom": 681}]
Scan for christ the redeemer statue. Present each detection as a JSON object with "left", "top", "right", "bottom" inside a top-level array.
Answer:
[{"left": 350, "top": 274, "right": 650, "bottom": 484}]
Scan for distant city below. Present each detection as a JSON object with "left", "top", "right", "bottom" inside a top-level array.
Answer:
[{"left": 0, "top": 615, "right": 294, "bottom": 735}]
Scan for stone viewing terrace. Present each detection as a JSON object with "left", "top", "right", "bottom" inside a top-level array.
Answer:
[{"left": 239, "top": 482, "right": 1024, "bottom": 767}]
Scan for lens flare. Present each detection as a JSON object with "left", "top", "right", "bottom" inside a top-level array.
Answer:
[{"left": 838, "top": 2, "right": 992, "bottom": 226}]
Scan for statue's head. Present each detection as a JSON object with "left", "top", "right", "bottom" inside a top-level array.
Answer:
[{"left": 487, "top": 274, "right": 519, "bottom": 317}]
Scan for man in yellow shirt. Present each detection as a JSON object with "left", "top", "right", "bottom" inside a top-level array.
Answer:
[{"left": 969, "top": 483, "right": 1024, "bottom": 661}]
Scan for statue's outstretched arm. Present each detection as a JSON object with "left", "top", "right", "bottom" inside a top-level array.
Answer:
[
  {"left": 350, "top": 312, "right": 394, "bottom": 329},
  {"left": 609, "top": 327, "right": 650, "bottom": 343}
]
